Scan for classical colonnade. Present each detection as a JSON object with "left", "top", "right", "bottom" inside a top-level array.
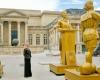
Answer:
[{"left": 0, "top": 20, "right": 28, "bottom": 46}]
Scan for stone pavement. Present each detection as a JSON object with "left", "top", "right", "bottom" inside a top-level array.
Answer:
[{"left": 0, "top": 53, "right": 100, "bottom": 80}]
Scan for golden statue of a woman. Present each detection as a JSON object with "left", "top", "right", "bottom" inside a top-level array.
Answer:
[
  {"left": 57, "top": 11, "right": 76, "bottom": 66},
  {"left": 80, "top": 0, "right": 100, "bottom": 75}
]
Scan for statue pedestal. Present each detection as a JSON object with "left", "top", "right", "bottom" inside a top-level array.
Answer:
[
  {"left": 49, "top": 64, "right": 79, "bottom": 75},
  {"left": 49, "top": 29, "right": 78, "bottom": 75},
  {"left": 65, "top": 69, "right": 100, "bottom": 80}
]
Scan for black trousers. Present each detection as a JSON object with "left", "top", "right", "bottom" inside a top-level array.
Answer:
[{"left": 24, "top": 58, "right": 32, "bottom": 77}]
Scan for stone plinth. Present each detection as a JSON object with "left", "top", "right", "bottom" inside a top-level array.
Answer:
[
  {"left": 65, "top": 69, "right": 100, "bottom": 80},
  {"left": 49, "top": 64, "right": 79, "bottom": 75}
]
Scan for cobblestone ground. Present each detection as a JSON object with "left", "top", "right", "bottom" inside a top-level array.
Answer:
[{"left": 0, "top": 53, "right": 100, "bottom": 80}]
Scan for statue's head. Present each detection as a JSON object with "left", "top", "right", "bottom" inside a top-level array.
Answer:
[
  {"left": 60, "top": 10, "right": 68, "bottom": 19},
  {"left": 84, "top": 0, "right": 94, "bottom": 11}
]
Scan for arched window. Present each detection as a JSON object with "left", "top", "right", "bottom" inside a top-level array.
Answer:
[
  {"left": 43, "top": 34, "right": 48, "bottom": 45},
  {"left": 36, "top": 34, "right": 40, "bottom": 45}
]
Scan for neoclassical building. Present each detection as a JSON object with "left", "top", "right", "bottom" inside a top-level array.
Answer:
[
  {"left": 0, "top": 8, "right": 100, "bottom": 54},
  {"left": 0, "top": 8, "right": 60, "bottom": 54}
]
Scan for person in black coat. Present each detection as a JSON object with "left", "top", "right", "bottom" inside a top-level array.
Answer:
[{"left": 23, "top": 44, "right": 32, "bottom": 77}]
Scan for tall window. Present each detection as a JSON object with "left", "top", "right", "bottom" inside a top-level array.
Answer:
[
  {"left": 44, "top": 34, "right": 48, "bottom": 45},
  {"left": 28, "top": 34, "right": 32, "bottom": 45},
  {"left": 36, "top": 34, "right": 40, "bottom": 45}
]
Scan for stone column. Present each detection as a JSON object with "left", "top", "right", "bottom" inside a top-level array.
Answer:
[
  {"left": 17, "top": 22, "right": 20, "bottom": 46},
  {"left": 25, "top": 22, "right": 28, "bottom": 44},
  {"left": 0, "top": 22, "right": 3, "bottom": 45},
  {"left": 55, "top": 26, "right": 59, "bottom": 50},
  {"left": 40, "top": 34, "right": 43, "bottom": 46},
  {"left": 33, "top": 34, "right": 36, "bottom": 46},
  {"left": 55, "top": 27, "right": 57, "bottom": 49},
  {"left": 9, "top": 21, "right": 11, "bottom": 46},
  {"left": 76, "top": 24, "right": 82, "bottom": 54}
]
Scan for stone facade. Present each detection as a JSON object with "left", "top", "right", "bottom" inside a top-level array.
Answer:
[
  {"left": 0, "top": 8, "right": 60, "bottom": 54},
  {"left": 0, "top": 8, "right": 100, "bottom": 54}
]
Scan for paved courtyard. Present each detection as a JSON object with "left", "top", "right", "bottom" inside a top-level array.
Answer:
[{"left": 0, "top": 52, "right": 100, "bottom": 80}]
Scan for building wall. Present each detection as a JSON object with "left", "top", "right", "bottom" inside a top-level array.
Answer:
[
  {"left": 0, "top": 8, "right": 99, "bottom": 53},
  {"left": 28, "top": 17, "right": 41, "bottom": 26},
  {"left": 41, "top": 11, "right": 59, "bottom": 26},
  {"left": 3, "top": 21, "right": 9, "bottom": 46}
]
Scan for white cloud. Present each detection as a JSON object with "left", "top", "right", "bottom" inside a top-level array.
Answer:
[
  {"left": 95, "top": 7, "right": 100, "bottom": 10},
  {"left": 0, "top": 0, "right": 60, "bottom": 10},
  {"left": 61, "top": 0, "right": 83, "bottom": 5},
  {"left": 71, "top": 0, "right": 82, "bottom": 3}
]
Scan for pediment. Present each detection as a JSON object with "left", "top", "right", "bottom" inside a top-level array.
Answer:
[{"left": 2, "top": 10, "right": 26, "bottom": 17}]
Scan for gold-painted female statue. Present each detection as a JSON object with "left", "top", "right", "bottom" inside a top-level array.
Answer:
[
  {"left": 80, "top": 0, "right": 100, "bottom": 75},
  {"left": 57, "top": 11, "right": 76, "bottom": 66}
]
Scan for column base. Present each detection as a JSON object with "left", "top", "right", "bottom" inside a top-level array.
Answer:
[{"left": 49, "top": 64, "right": 79, "bottom": 75}]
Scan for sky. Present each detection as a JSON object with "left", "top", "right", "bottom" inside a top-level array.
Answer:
[{"left": 0, "top": 0, "right": 99, "bottom": 11}]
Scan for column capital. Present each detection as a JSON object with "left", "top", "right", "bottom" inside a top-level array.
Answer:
[
  {"left": 0, "top": 21, "right": 4, "bottom": 24},
  {"left": 8, "top": 21, "right": 12, "bottom": 23},
  {"left": 17, "top": 21, "right": 21, "bottom": 23},
  {"left": 25, "top": 21, "right": 28, "bottom": 24}
]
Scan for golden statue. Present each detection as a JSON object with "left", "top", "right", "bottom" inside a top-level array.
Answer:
[
  {"left": 57, "top": 11, "right": 76, "bottom": 66},
  {"left": 80, "top": 0, "right": 100, "bottom": 75}
]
